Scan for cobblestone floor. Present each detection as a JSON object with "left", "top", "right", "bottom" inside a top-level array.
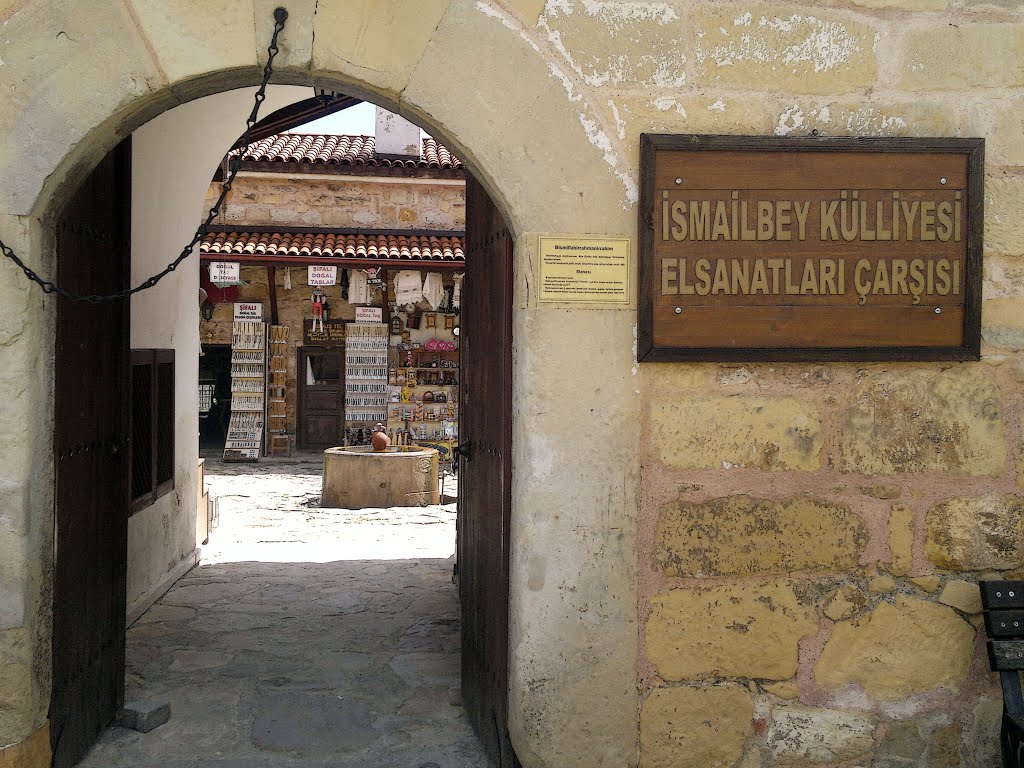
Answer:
[{"left": 77, "top": 454, "right": 487, "bottom": 768}]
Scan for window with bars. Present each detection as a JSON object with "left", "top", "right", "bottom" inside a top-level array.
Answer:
[{"left": 131, "top": 349, "right": 175, "bottom": 513}]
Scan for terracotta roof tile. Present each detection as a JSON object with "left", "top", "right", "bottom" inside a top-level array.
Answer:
[
  {"left": 200, "top": 231, "right": 465, "bottom": 263},
  {"left": 233, "top": 134, "right": 463, "bottom": 169}
]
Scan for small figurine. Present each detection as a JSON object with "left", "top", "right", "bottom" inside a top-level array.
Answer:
[{"left": 311, "top": 289, "right": 326, "bottom": 332}]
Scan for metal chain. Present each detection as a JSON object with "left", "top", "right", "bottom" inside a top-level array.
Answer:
[{"left": 0, "top": 7, "right": 289, "bottom": 303}]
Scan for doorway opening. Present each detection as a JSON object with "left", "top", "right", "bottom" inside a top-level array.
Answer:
[{"left": 50, "top": 86, "right": 516, "bottom": 768}]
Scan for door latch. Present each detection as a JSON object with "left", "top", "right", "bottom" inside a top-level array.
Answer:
[{"left": 454, "top": 441, "right": 472, "bottom": 460}]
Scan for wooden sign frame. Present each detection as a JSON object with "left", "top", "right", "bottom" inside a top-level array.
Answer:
[{"left": 638, "top": 134, "right": 984, "bottom": 362}]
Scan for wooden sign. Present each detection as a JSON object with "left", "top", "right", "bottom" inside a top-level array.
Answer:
[
  {"left": 638, "top": 135, "right": 983, "bottom": 361},
  {"left": 303, "top": 319, "right": 346, "bottom": 346}
]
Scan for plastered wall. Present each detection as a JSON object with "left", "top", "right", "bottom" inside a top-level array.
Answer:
[
  {"left": 1, "top": 1, "right": 1023, "bottom": 767},
  {"left": 127, "top": 86, "right": 308, "bottom": 620}
]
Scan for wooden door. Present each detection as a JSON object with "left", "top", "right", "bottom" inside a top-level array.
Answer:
[
  {"left": 50, "top": 138, "right": 132, "bottom": 767},
  {"left": 459, "top": 176, "right": 518, "bottom": 766},
  {"left": 298, "top": 346, "right": 344, "bottom": 448}
]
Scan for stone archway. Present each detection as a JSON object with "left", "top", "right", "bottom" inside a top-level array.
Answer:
[{"left": 0, "top": 4, "right": 641, "bottom": 767}]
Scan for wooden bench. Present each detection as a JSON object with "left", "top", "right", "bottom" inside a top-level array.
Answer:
[{"left": 982, "top": 580, "right": 1024, "bottom": 767}]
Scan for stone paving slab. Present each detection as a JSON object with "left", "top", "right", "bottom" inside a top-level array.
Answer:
[{"left": 77, "top": 458, "right": 488, "bottom": 768}]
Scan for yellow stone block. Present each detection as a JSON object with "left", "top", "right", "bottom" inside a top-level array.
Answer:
[
  {"left": 692, "top": 7, "right": 878, "bottom": 94},
  {"left": 0, "top": 0, "right": 168, "bottom": 216},
  {"left": 597, "top": 94, "right": 771, "bottom": 167},
  {"left": 990, "top": 102, "right": 1024, "bottom": 168},
  {"left": 126, "top": 0, "right": 257, "bottom": 84},
  {"left": 313, "top": 0, "right": 452, "bottom": 97},
  {"left": 901, "top": 25, "right": 1024, "bottom": 90},
  {"left": 889, "top": 505, "right": 916, "bottom": 577},
  {"left": 845, "top": 0, "right": 948, "bottom": 8},
  {"left": 644, "top": 364, "right": 715, "bottom": 391},
  {"left": 640, "top": 686, "right": 753, "bottom": 768},
  {"left": 816, "top": 597, "right": 975, "bottom": 700},
  {"left": 983, "top": 297, "right": 1024, "bottom": 350},
  {"left": 654, "top": 495, "right": 867, "bottom": 577},
  {"left": 986, "top": 176, "right": 1024, "bottom": 257},
  {"left": 771, "top": 101, "right": 957, "bottom": 138},
  {"left": 925, "top": 494, "right": 1024, "bottom": 570},
  {"left": 868, "top": 574, "right": 896, "bottom": 594},
  {"left": 646, "top": 580, "right": 818, "bottom": 681},
  {"left": 841, "top": 368, "right": 1005, "bottom": 476},
  {"left": 651, "top": 397, "right": 822, "bottom": 471},
  {"left": 911, "top": 575, "right": 941, "bottom": 593},
  {"left": 764, "top": 680, "right": 802, "bottom": 700},
  {"left": 938, "top": 580, "right": 983, "bottom": 614},
  {"left": 539, "top": 1, "right": 690, "bottom": 89},
  {"left": 824, "top": 584, "right": 867, "bottom": 621},
  {"left": 0, "top": 721, "right": 50, "bottom": 768},
  {"left": 506, "top": 0, "right": 545, "bottom": 26}
]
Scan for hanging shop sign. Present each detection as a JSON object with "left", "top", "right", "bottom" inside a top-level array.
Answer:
[
  {"left": 355, "top": 307, "right": 383, "bottom": 323},
  {"left": 209, "top": 261, "right": 241, "bottom": 284},
  {"left": 638, "top": 135, "right": 984, "bottom": 362},
  {"left": 233, "top": 302, "right": 263, "bottom": 321},
  {"left": 537, "top": 236, "right": 630, "bottom": 305},
  {"left": 307, "top": 265, "right": 338, "bottom": 286}
]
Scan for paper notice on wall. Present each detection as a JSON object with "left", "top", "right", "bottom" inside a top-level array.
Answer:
[
  {"left": 355, "top": 307, "right": 383, "bottom": 322},
  {"left": 308, "top": 265, "right": 337, "bottom": 286},
  {"left": 537, "top": 236, "right": 630, "bottom": 305},
  {"left": 233, "top": 302, "right": 263, "bottom": 321},
  {"left": 209, "top": 261, "right": 241, "bottom": 284}
]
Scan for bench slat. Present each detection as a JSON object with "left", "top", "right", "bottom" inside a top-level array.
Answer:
[
  {"left": 989, "top": 640, "right": 1024, "bottom": 670},
  {"left": 982, "top": 581, "right": 1024, "bottom": 610},
  {"left": 986, "top": 610, "right": 1024, "bottom": 638}
]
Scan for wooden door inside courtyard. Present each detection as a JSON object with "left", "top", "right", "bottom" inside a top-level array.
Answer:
[{"left": 298, "top": 346, "right": 345, "bottom": 448}]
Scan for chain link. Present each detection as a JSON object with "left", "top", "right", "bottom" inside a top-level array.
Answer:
[{"left": 0, "top": 7, "right": 289, "bottom": 303}]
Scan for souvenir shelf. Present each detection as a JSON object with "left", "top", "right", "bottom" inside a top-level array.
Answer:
[
  {"left": 267, "top": 325, "right": 290, "bottom": 457},
  {"left": 386, "top": 346, "right": 459, "bottom": 460},
  {"left": 224, "top": 320, "right": 266, "bottom": 461},
  {"left": 344, "top": 322, "right": 388, "bottom": 446}
]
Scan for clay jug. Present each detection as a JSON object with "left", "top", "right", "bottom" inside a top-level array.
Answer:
[{"left": 371, "top": 424, "right": 391, "bottom": 453}]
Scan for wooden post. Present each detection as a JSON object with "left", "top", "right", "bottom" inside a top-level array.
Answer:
[{"left": 266, "top": 265, "right": 279, "bottom": 326}]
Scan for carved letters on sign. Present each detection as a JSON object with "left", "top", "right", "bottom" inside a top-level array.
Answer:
[{"left": 638, "top": 135, "right": 984, "bottom": 362}]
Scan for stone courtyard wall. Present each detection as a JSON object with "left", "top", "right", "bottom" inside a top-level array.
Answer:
[
  {"left": 200, "top": 172, "right": 466, "bottom": 445},
  {"left": 208, "top": 172, "right": 465, "bottom": 231},
  {"left": 1, "top": 1, "right": 1024, "bottom": 767}
]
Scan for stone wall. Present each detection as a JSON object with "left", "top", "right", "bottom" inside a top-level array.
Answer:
[
  {"left": 639, "top": 364, "right": 1014, "bottom": 767},
  {"left": 207, "top": 172, "right": 465, "bottom": 230},
  {"left": 626, "top": 2, "right": 1024, "bottom": 765},
  {"left": 203, "top": 265, "right": 357, "bottom": 445},
  {"left": 201, "top": 171, "right": 466, "bottom": 447}
]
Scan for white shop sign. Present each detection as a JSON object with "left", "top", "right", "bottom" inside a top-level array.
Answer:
[
  {"left": 233, "top": 302, "right": 263, "bottom": 321},
  {"left": 355, "top": 307, "right": 383, "bottom": 322},
  {"left": 307, "top": 265, "right": 338, "bottom": 286},
  {"left": 209, "top": 261, "right": 240, "bottom": 284}
]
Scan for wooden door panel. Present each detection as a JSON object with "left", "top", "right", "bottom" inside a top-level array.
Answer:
[
  {"left": 298, "top": 347, "right": 344, "bottom": 448},
  {"left": 50, "top": 139, "right": 132, "bottom": 767},
  {"left": 459, "top": 176, "right": 517, "bottom": 767}
]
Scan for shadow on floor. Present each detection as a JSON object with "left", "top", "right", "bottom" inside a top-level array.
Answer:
[{"left": 76, "top": 557, "right": 488, "bottom": 768}]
